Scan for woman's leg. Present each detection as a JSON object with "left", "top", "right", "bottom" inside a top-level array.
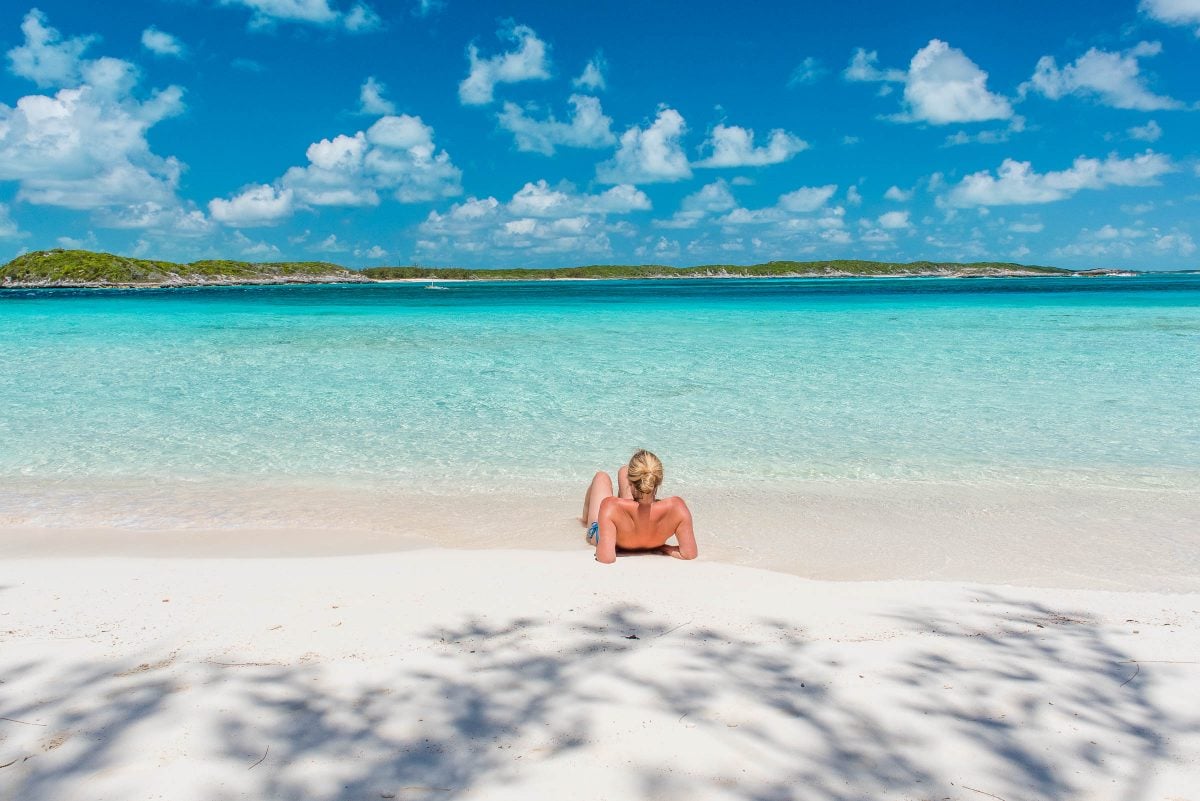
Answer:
[
  {"left": 617, "top": 465, "right": 634, "bottom": 500},
  {"left": 583, "top": 471, "right": 614, "bottom": 525}
]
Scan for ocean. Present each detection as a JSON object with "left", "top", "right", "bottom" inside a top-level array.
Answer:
[{"left": 4, "top": 275, "right": 1198, "bottom": 490}]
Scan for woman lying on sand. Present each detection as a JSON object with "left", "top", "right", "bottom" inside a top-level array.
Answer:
[{"left": 582, "top": 449, "right": 698, "bottom": 564}]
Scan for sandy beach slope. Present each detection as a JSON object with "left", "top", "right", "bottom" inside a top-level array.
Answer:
[{"left": 2, "top": 549, "right": 1198, "bottom": 801}]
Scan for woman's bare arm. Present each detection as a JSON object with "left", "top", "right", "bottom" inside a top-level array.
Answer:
[{"left": 662, "top": 498, "right": 698, "bottom": 560}]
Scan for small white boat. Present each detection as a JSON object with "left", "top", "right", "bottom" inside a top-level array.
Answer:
[{"left": 424, "top": 282, "right": 449, "bottom": 291}]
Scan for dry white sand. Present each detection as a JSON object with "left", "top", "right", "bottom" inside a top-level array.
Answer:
[{"left": 3, "top": 548, "right": 1199, "bottom": 801}]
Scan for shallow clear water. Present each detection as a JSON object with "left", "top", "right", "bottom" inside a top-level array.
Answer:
[{"left": 2, "top": 275, "right": 1199, "bottom": 492}]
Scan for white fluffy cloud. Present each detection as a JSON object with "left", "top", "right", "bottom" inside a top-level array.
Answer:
[
  {"left": 498, "top": 94, "right": 616, "bottom": 155},
  {"left": 220, "top": 0, "right": 380, "bottom": 32},
  {"left": 1024, "top": 42, "right": 1181, "bottom": 111},
  {"left": 418, "top": 180, "right": 648, "bottom": 256},
  {"left": 459, "top": 23, "right": 550, "bottom": 105},
  {"left": 656, "top": 180, "right": 737, "bottom": 228},
  {"left": 596, "top": 107, "right": 691, "bottom": 184},
  {"left": 716, "top": 186, "right": 848, "bottom": 249},
  {"left": 0, "top": 11, "right": 193, "bottom": 228},
  {"left": 209, "top": 184, "right": 295, "bottom": 226},
  {"left": 573, "top": 55, "right": 607, "bottom": 91},
  {"left": 902, "top": 40, "right": 1012, "bottom": 124},
  {"left": 7, "top": 9, "right": 93, "bottom": 87},
  {"left": 695, "top": 124, "right": 808, "bottom": 168},
  {"left": 884, "top": 185, "right": 912, "bottom": 202},
  {"left": 141, "top": 27, "right": 184, "bottom": 58},
  {"left": 1140, "top": 0, "right": 1200, "bottom": 34},
  {"left": 359, "top": 76, "right": 395, "bottom": 115},
  {"left": 1056, "top": 222, "right": 1196, "bottom": 260},
  {"left": 778, "top": 185, "right": 838, "bottom": 212},
  {"left": 847, "top": 40, "right": 1012, "bottom": 124},
  {"left": 877, "top": 210, "right": 911, "bottom": 229},
  {"left": 209, "top": 114, "right": 462, "bottom": 224},
  {"left": 1128, "top": 120, "right": 1163, "bottom": 142},
  {"left": 947, "top": 151, "right": 1174, "bottom": 207},
  {"left": 682, "top": 181, "right": 737, "bottom": 213}
]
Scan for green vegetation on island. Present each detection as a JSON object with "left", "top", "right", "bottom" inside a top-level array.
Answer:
[
  {"left": 362, "top": 260, "right": 1070, "bottom": 280},
  {"left": 0, "top": 250, "right": 363, "bottom": 287},
  {"left": 1, "top": 249, "right": 1083, "bottom": 288}
]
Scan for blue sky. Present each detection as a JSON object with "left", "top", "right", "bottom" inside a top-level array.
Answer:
[{"left": 1, "top": 0, "right": 1198, "bottom": 269}]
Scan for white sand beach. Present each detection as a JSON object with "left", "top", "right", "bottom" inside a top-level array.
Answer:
[{"left": 3, "top": 544, "right": 1199, "bottom": 801}]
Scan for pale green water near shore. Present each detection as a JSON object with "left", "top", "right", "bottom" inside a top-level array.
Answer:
[{"left": 2, "top": 276, "right": 1199, "bottom": 511}]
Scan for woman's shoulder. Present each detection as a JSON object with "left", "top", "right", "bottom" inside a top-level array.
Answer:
[{"left": 659, "top": 495, "right": 690, "bottom": 512}]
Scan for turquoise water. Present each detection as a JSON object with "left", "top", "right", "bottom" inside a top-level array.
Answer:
[{"left": 2, "top": 275, "right": 1199, "bottom": 493}]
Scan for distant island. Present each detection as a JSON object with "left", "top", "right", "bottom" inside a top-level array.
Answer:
[{"left": 0, "top": 249, "right": 1139, "bottom": 288}]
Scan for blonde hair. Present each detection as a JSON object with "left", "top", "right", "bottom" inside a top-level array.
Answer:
[{"left": 627, "top": 449, "right": 664, "bottom": 499}]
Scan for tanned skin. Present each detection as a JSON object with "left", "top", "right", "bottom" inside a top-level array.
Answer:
[{"left": 582, "top": 465, "right": 698, "bottom": 565}]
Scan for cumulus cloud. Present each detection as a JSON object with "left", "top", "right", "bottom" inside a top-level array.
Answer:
[
  {"left": 877, "top": 210, "right": 911, "bottom": 229},
  {"left": 99, "top": 202, "right": 213, "bottom": 235},
  {"left": 287, "top": 115, "right": 461, "bottom": 204},
  {"left": 656, "top": 180, "right": 737, "bottom": 228},
  {"left": 683, "top": 181, "right": 737, "bottom": 213},
  {"left": 7, "top": 9, "right": 93, "bottom": 87},
  {"left": 695, "top": 124, "right": 808, "bottom": 168},
  {"left": 573, "top": 54, "right": 607, "bottom": 91},
  {"left": 1023, "top": 42, "right": 1182, "bottom": 111},
  {"left": 714, "top": 185, "right": 848, "bottom": 250},
  {"left": 884, "top": 185, "right": 913, "bottom": 201},
  {"left": 459, "top": 23, "right": 550, "bottom": 105},
  {"left": 1140, "top": 0, "right": 1200, "bottom": 34},
  {"left": 596, "top": 107, "right": 691, "bottom": 184},
  {"left": 313, "top": 233, "right": 349, "bottom": 252},
  {"left": 1056, "top": 223, "right": 1195, "bottom": 260},
  {"left": 847, "top": 40, "right": 1012, "bottom": 124},
  {"left": 141, "top": 27, "right": 184, "bottom": 57},
  {"left": 778, "top": 184, "right": 838, "bottom": 212},
  {"left": 359, "top": 76, "right": 395, "bottom": 115},
  {"left": 418, "top": 180, "right": 649, "bottom": 257},
  {"left": 220, "top": 0, "right": 380, "bottom": 32},
  {"left": 901, "top": 40, "right": 1012, "bottom": 124},
  {"left": 1128, "top": 119, "right": 1163, "bottom": 142},
  {"left": 356, "top": 244, "right": 388, "bottom": 258},
  {"left": 498, "top": 94, "right": 616, "bottom": 155},
  {"left": 209, "top": 184, "right": 295, "bottom": 226},
  {"left": 0, "top": 11, "right": 196, "bottom": 230},
  {"left": 946, "top": 151, "right": 1174, "bottom": 207},
  {"left": 209, "top": 114, "right": 461, "bottom": 224}
]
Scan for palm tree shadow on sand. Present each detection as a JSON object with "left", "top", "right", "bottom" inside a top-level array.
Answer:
[{"left": 2, "top": 593, "right": 1193, "bottom": 801}]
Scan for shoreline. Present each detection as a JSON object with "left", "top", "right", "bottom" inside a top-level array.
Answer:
[
  {"left": 0, "top": 269, "right": 1126, "bottom": 289},
  {"left": 4, "top": 476, "right": 1197, "bottom": 592}
]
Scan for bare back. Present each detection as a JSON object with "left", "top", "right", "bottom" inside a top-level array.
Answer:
[{"left": 594, "top": 495, "right": 697, "bottom": 564}]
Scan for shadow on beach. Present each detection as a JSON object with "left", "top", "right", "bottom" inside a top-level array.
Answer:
[{"left": 2, "top": 592, "right": 1193, "bottom": 801}]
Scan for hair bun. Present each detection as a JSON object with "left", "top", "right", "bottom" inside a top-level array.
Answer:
[{"left": 627, "top": 449, "right": 664, "bottom": 499}]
